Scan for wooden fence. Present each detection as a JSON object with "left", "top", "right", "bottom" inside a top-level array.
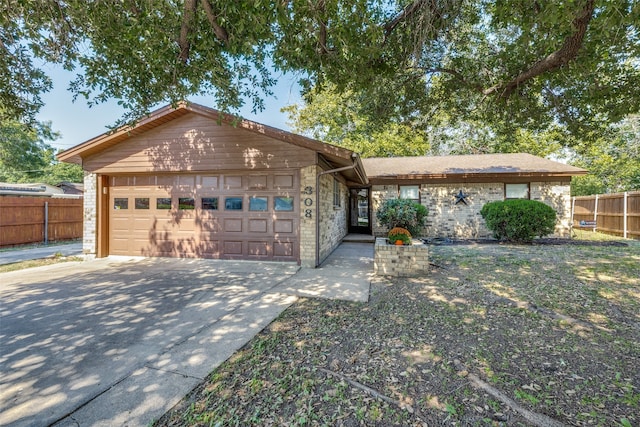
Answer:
[
  {"left": 0, "top": 197, "right": 83, "bottom": 247},
  {"left": 572, "top": 191, "right": 640, "bottom": 240}
]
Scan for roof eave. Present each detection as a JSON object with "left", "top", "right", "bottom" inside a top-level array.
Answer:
[
  {"left": 369, "top": 170, "right": 587, "bottom": 182},
  {"left": 57, "top": 101, "right": 359, "bottom": 166}
]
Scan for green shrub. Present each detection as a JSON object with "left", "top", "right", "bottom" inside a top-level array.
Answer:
[
  {"left": 480, "top": 199, "right": 557, "bottom": 242},
  {"left": 377, "top": 198, "right": 428, "bottom": 236}
]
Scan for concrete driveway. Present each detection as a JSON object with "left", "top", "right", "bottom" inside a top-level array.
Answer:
[{"left": 0, "top": 257, "right": 300, "bottom": 427}]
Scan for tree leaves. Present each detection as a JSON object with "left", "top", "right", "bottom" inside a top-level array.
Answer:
[{"left": 0, "top": 0, "right": 638, "bottom": 134}]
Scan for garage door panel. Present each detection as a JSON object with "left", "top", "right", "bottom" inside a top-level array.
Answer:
[
  {"left": 248, "top": 241, "right": 270, "bottom": 256},
  {"left": 248, "top": 219, "right": 268, "bottom": 233},
  {"left": 274, "top": 174, "right": 294, "bottom": 189},
  {"left": 248, "top": 175, "right": 267, "bottom": 189},
  {"left": 223, "top": 218, "right": 243, "bottom": 232},
  {"left": 109, "top": 172, "right": 299, "bottom": 262},
  {"left": 274, "top": 219, "right": 294, "bottom": 233},
  {"left": 223, "top": 241, "right": 243, "bottom": 255},
  {"left": 273, "top": 241, "right": 294, "bottom": 257},
  {"left": 224, "top": 176, "right": 242, "bottom": 189}
]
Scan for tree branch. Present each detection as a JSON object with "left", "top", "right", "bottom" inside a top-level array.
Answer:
[
  {"left": 316, "top": 0, "right": 329, "bottom": 55},
  {"left": 201, "top": 0, "right": 229, "bottom": 45},
  {"left": 484, "top": 0, "right": 595, "bottom": 98},
  {"left": 384, "top": 0, "right": 425, "bottom": 38},
  {"left": 416, "top": 66, "right": 485, "bottom": 92},
  {"left": 178, "top": 0, "right": 197, "bottom": 64}
]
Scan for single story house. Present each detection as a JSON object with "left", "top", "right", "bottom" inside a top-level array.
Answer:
[
  {"left": 58, "top": 102, "right": 586, "bottom": 267},
  {"left": 0, "top": 183, "right": 81, "bottom": 199}
]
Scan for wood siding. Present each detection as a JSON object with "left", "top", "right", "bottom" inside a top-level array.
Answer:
[
  {"left": 573, "top": 191, "right": 640, "bottom": 239},
  {"left": 83, "top": 114, "right": 316, "bottom": 174},
  {"left": 0, "top": 197, "right": 83, "bottom": 247}
]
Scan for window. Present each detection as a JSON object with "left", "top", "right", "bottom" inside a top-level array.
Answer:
[
  {"left": 114, "top": 198, "right": 128, "bottom": 210},
  {"left": 274, "top": 196, "right": 294, "bottom": 211},
  {"left": 505, "top": 183, "right": 530, "bottom": 199},
  {"left": 134, "top": 198, "right": 149, "bottom": 209},
  {"left": 333, "top": 179, "right": 341, "bottom": 208},
  {"left": 225, "top": 197, "right": 243, "bottom": 210},
  {"left": 249, "top": 196, "right": 268, "bottom": 211},
  {"left": 201, "top": 197, "right": 218, "bottom": 210},
  {"left": 178, "top": 197, "right": 195, "bottom": 210},
  {"left": 156, "top": 198, "right": 172, "bottom": 210},
  {"left": 400, "top": 185, "right": 420, "bottom": 201}
]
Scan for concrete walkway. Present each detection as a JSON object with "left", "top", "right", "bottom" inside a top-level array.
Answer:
[
  {"left": 0, "top": 242, "right": 83, "bottom": 266},
  {"left": 272, "top": 241, "right": 374, "bottom": 303},
  {"left": 0, "top": 241, "right": 373, "bottom": 427}
]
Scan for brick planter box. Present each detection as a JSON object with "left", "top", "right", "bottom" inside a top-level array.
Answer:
[{"left": 374, "top": 237, "right": 429, "bottom": 277}]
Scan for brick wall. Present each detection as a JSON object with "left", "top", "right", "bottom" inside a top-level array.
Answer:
[
  {"left": 372, "top": 181, "right": 572, "bottom": 239},
  {"left": 374, "top": 238, "right": 429, "bottom": 277},
  {"left": 530, "top": 181, "right": 572, "bottom": 236},
  {"left": 371, "top": 185, "right": 399, "bottom": 236},
  {"left": 318, "top": 174, "right": 348, "bottom": 263},
  {"left": 421, "top": 183, "right": 503, "bottom": 238},
  {"left": 299, "top": 165, "right": 318, "bottom": 267},
  {"left": 83, "top": 172, "right": 97, "bottom": 256}
]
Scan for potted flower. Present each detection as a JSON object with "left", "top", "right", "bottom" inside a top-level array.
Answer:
[{"left": 388, "top": 227, "right": 412, "bottom": 245}]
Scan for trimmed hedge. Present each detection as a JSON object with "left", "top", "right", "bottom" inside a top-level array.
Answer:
[
  {"left": 480, "top": 199, "right": 557, "bottom": 242},
  {"left": 376, "top": 198, "right": 428, "bottom": 237}
]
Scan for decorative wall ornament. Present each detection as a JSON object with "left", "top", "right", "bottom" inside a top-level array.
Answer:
[{"left": 455, "top": 189, "right": 469, "bottom": 205}]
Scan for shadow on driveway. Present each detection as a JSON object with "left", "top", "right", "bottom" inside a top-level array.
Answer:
[{"left": 0, "top": 257, "right": 299, "bottom": 427}]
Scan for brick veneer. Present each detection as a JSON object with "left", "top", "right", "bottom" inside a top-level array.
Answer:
[
  {"left": 299, "top": 165, "right": 317, "bottom": 267},
  {"left": 374, "top": 238, "right": 429, "bottom": 277},
  {"left": 318, "top": 174, "right": 348, "bottom": 264},
  {"left": 372, "top": 181, "right": 572, "bottom": 238},
  {"left": 83, "top": 172, "right": 97, "bottom": 257}
]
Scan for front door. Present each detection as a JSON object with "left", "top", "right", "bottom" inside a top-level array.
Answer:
[{"left": 349, "top": 187, "right": 371, "bottom": 234}]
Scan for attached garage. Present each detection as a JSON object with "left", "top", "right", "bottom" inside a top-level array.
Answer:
[
  {"left": 58, "top": 102, "right": 368, "bottom": 267},
  {"left": 108, "top": 172, "right": 299, "bottom": 261}
]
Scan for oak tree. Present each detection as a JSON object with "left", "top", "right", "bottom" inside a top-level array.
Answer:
[{"left": 1, "top": 0, "right": 638, "bottom": 135}]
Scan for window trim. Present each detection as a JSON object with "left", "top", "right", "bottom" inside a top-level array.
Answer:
[
  {"left": 333, "top": 178, "right": 341, "bottom": 208},
  {"left": 399, "top": 185, "right": 420, "bottom": 202},
  {"left": 504, "top": 183, "right": 530, "bottom": 200}
]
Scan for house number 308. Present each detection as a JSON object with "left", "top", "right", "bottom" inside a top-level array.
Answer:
[
  {"left": 302, "top": 187, "right": 313, "bottom": 218},
  {"left": 304, "top": 197, "right": 313, "bottom": 218}
]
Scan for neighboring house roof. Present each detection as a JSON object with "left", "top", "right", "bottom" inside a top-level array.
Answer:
[
  {"left": 362, "top": 153, "right": 587, "bottom": 182},
  {"left": 57, "top": 102, "right": 368, "bottom": 185},
  {"left": 0, "top": 183, "right": 82, "bottom": 198},
  {"left": 56, "top": 182, "right": 84, "bottom": 195}
]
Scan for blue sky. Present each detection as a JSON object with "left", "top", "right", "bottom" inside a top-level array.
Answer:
[{"left": 36, "top": 64, "right": 302, "bottom": 152}]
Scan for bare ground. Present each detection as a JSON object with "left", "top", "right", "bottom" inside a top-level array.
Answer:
[{"left": 156, "top": 239, "right": 639, "bottom": 427}]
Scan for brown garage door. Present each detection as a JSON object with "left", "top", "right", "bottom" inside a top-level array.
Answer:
[{"left": 108, "top": 172, "right": 299, "bottom": 261}]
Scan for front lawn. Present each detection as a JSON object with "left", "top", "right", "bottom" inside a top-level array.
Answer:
[{"left": 157, "top": 239, "right": 639, "bottom": 426}]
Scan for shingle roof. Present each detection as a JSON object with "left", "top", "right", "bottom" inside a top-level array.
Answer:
[{"left": 362, "top": 153, "right": 586, "bottom": 179}]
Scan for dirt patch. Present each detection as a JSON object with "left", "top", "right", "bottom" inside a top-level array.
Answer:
[{"left": 156, "top": 242, "right": 639, "bottom": 427}]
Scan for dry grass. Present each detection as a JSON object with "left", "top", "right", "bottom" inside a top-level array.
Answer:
[{"left": 156, "top": 239, "right": 639, "bottom": 426}]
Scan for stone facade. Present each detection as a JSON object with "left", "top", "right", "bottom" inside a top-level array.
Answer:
[
  {"left": 318, "top": 174, "right": 348, "bottom": 264},
  {"left": 372, "top": 181, "right": 572, "bottom": 239},
  {"left": 83, "top": 172, "right": 97, "bottom": 257},
  {"left": 374, "top": 238, "right": 429, "bottom": 277}
]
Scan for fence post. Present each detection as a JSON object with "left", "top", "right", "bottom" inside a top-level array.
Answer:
[
  {"left": 623, "top": 192, "right": 628, "bottom": 239},
  {"left": 44, "top": 201, "right": 49, "bottom": 244},
  {"left": 593, "top": 194, "right": 598, "bottom": 233},
  {"left": 571, "top": 196, "right": 575, "bottom": 233}
]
